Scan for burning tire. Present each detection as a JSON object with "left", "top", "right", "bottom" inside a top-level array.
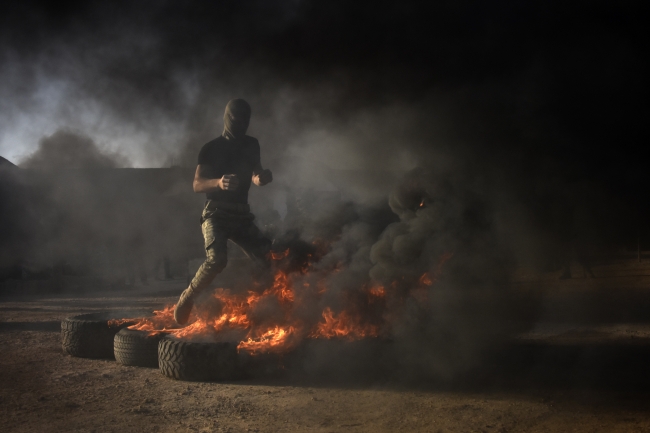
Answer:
[
  {"left": 114, "top": 328, "right": 168, "bottom": 368},
  {"left": 158, "top": 338, "right": 239, "bottom": 381},
  {"left": 61, "top": 312, "right": 140, "bottom": 359}
]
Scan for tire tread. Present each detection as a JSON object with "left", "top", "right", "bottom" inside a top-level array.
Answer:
[
  {"left": 158, "top": 338, "right": 239, "bottom": 381},
  {"left": 114, "top": 329, "right": 165, "bottom": 368}
]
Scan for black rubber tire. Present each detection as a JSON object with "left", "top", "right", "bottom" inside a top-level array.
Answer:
[
  {"left": 114, "top": 328, "right": 168, "bottom": 368},
  {"left": 158, "top": 337, "right": 240, "bottom": 381},
  {"left": 61, "top": 312, "right": 141, "bottom": 359}
]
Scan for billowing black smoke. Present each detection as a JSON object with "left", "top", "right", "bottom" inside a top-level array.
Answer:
[
  {"left": 249, "top": 165, "right": 535, "bottom": 381},
  {"left": 371, "top": 168, "right": 529, "bottom": 379},
  {"left": 20, "top": 129, "right": 129, "bottom": 169}
]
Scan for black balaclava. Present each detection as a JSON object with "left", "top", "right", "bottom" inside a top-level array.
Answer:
[{"left": 222, "top": 99, "right": 251, "bottom": 140}]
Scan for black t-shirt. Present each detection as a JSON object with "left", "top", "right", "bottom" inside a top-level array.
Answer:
[{"left": 197, "top": 135, "right": 260, "bottom": 204}]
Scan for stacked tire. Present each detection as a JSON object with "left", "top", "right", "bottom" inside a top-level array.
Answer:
[
  {"left": 61, "top": 313, "right": 138, "bottom": 359},
  {"left": 61, "top": 311, "right": 244, "bottom": 381},
  {"left": 158, "top": 338, "right": 240, "bottom": 381},
  {"left": 114, "top": 329, "right": 169, "bottom": 368}
]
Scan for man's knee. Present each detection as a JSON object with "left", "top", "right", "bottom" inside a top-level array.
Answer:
[
  {"left": 191, "top": 249, "right": 227, "bottom": 290},
  {"left": 204, "top": 249, "right": 228, "bottom": 274}
]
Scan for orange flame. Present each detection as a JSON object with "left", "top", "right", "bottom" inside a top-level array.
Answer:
[
  {"left": 126, "top": 270, "right": 298, "bottom": 351},
  {"left": 309, "top": 308, "right": 379, "bottom": 340},
  {"left": 269, "top": 271, "right": 294, "bottom": 303},
  {"left": 269, "top": 249, "right": 290, "bottom": 261},
  {"left": 128, "top": 305, "right": 177, "bottom": 332},
  {"left": 368, "top": 284, "right": 386, "bottom": 297},
  {"left": 237, "top": 325, "right": 297, "bottom": 354},
  {"left": 120, "top": 248, "right": 454, "bottom": 355},
  {"left": 108, "top": 318, "right": 136, "bottom": 327}
]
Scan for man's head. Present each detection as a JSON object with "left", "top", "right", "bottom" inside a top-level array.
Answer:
[{"left": 223, "top": 99, "right": 251, "bottom": 140}]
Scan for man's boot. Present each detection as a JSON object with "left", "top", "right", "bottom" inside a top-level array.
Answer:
[{"left": 174, "top": 285, "right": 198, "bottom": 325}]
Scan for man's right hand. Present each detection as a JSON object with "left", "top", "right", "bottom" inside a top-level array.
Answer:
[{"left": 219, "top": 174, "right": 239, "bottom": 191}]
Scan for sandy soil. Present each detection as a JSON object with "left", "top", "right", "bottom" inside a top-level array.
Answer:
[{"left": 2, "top": 272, "right": 650, "bottom": 433}]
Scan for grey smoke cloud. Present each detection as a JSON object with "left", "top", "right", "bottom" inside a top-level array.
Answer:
[{"left": 20, "top": 129, "right": 129, "bottom": 169}]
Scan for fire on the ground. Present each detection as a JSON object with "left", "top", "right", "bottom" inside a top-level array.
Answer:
[{"left": 121, "top": 245, "right": 453, "bottom": 355}]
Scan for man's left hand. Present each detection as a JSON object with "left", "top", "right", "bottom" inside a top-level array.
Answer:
[{"left": 254, "top": 169, "right": 273, "bottom": 186}]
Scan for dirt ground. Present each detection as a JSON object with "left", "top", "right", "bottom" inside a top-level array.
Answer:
[{"left": 3, "top": 265, "right": 650, "bottom": 433}]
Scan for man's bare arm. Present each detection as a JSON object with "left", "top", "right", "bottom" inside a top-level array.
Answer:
[
  {"left": 193, "top": 165, "right": 239, "bottom": 193},
  {"left": 252, "top": 164, "right": 273, "bottom": 186}
]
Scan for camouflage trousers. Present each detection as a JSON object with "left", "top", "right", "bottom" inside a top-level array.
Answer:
[{"left": 190, "top": 202, "right": 271, "bottom": 292}]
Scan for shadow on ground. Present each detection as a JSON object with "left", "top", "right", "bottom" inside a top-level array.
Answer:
[{"left": 240, "top": 337, "right": 650, "bottom": 409}]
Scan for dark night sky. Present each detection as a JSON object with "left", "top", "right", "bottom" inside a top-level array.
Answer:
[{"left": 0, "top": 1, "right": 647, "bottom": 203}]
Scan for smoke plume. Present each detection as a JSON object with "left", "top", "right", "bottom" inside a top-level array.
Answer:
[{"left": 20, "top": 129, "right": 129, "bottom": 169}]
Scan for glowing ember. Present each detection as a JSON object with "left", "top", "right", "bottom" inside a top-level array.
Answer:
[
  {"left": 368, "top": 284, "right": 386, "bottom": 297},
  {"left": 269, "top": 249, "right": 290, "bottom": 261},
  {"left": 418, "top": 273, "right": 433, "bottom": 286},
  {"left": 107, "top": 318, "right": 135, "bottom": 327}
]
